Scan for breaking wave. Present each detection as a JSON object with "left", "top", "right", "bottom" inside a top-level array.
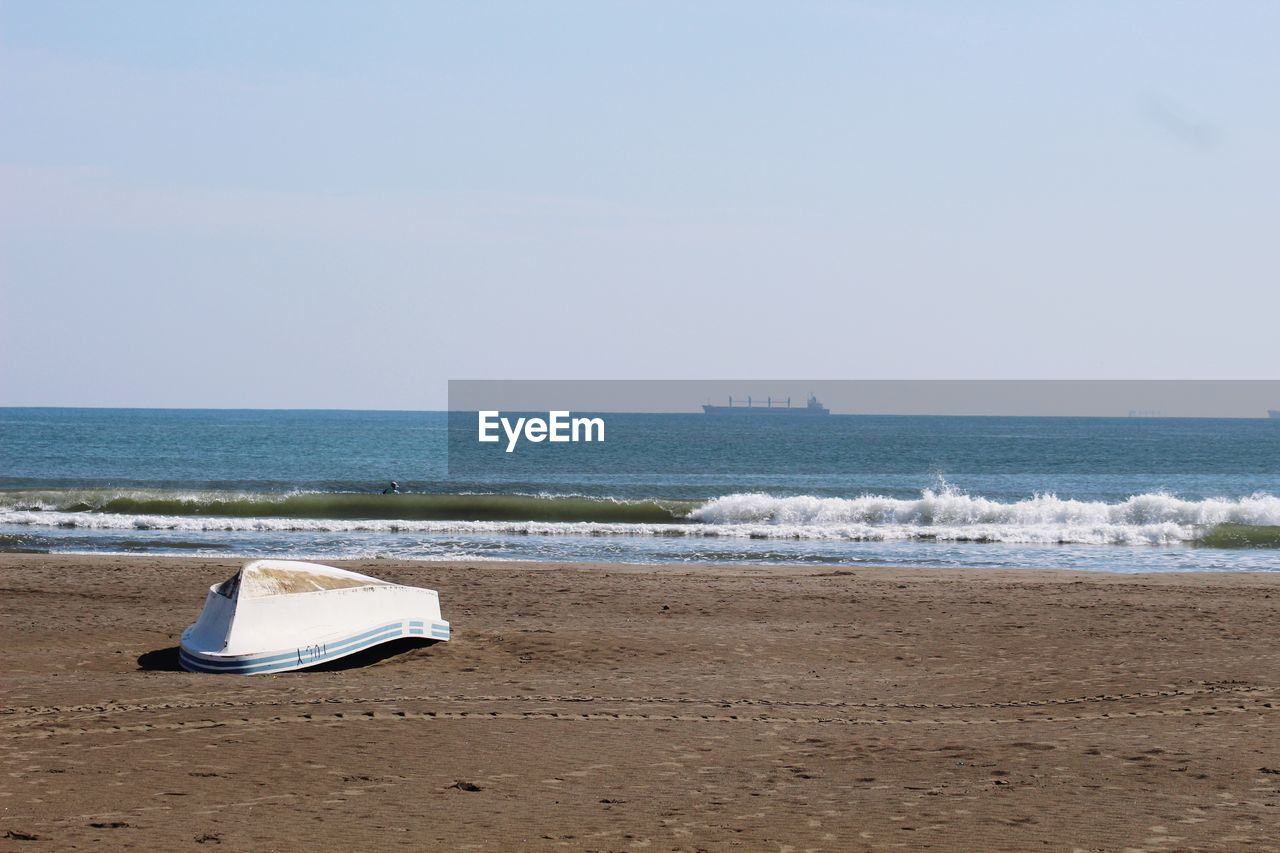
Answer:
[
  {"left": 683, "top": 488, "right": 1280, "bottom": 547},
  {"left": 689, "top": 488, "right": 1280, "bottom": 528},
  {"left": 2, "top": 486, "right": 1279, "bottom": 547},
  {"left": 0, "top": 489, "right": 691, "bottom": 524}
]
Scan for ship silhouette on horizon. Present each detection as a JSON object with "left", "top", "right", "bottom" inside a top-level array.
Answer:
[{"left": 703, "top": 394, "right": 830, "bottom": 416}]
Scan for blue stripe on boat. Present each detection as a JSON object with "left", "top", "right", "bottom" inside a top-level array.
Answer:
[
  {"left": 180, "top": 625, "right": 399, "bottom": 671},
  {"left": 180, "top": 619, "right": 450, "bottom": 675},
  {"left": 182, "top": 627, "right": 403, "bottom": 674},
  {"left": 185, "top": 622, "right": 404, "bottom": 669}
]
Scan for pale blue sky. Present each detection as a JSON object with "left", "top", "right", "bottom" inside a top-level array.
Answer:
[{"left": 2, "top": 2, "right": 1277, "bottom": 408}]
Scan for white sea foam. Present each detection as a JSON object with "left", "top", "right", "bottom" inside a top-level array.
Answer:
[{"left": 688, "top": 488, "right": 1280, "bottom": 528}]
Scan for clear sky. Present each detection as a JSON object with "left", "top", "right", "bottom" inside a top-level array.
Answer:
[{"left": 2, "top": 2, "right": 1277, "bottom": 408}]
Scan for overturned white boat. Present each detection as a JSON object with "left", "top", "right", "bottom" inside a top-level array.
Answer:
[{"left": 180, "top": 559, "right": 450, "bottom": 674}]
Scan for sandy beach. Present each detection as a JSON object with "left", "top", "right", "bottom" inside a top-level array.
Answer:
[{"left": 2, "top": 554, "right": 1278, "bottom": 850}]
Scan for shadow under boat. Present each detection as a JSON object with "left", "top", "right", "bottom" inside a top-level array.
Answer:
[{"left": 137, "top": 637, "right": 442, "bottom": 674}]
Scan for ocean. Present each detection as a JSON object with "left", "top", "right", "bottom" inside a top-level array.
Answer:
[{"left": 2, "top": 407, "right": 1279, "bottom": 572}]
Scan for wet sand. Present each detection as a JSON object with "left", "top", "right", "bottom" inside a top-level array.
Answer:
[{"left": 2, "top": 554, "right": 1279, "bottom": 851}]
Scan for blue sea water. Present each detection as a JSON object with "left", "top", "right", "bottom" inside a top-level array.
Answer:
[{"left": 2, "top": 407, "right": 1279, "bottom": 571}]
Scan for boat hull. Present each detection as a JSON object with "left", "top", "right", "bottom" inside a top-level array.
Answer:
[
  {"left": 180, "top": 617, "right": 450, "bottom": 674},
  {"left": 178, "top": 559, "right": 450, "bottom": 675}
]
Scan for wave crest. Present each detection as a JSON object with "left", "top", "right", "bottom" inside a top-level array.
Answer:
[
  {"left": 689, "top": 488, "right": 1280, "bottom": 529},
  {"left": 0, "top": 489, "right": 689, "bottom": 524}
]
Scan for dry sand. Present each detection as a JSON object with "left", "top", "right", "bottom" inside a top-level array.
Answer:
[{"left": 2, "top": 554, "right": 1279, "bottom": 851}]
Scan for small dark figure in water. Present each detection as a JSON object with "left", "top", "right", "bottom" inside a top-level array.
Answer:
[{"left": 382, "top": 481, "right": 400, "bottom": 495}]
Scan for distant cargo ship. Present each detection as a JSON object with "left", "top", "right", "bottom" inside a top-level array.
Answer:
[
  {"left": 703, "top": 394, "right": 830, "bottom": 415},
  {"left": 1270, "top": 410, "right": 1280, "bottom": 419}
]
